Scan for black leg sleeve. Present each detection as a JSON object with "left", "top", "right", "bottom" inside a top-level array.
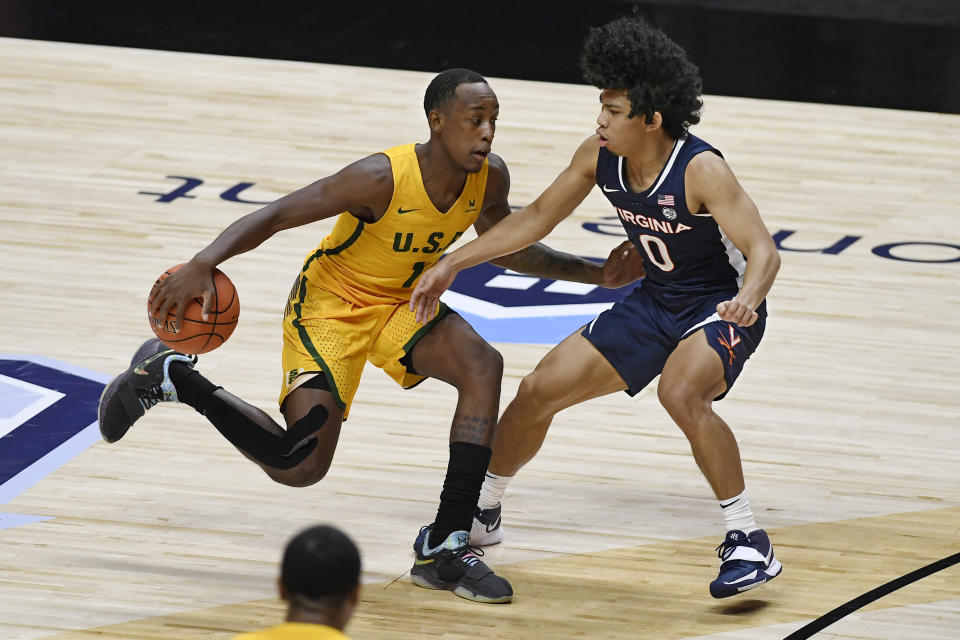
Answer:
[{"left": 168, "top": 362, "right": 327, "bottom": 470}]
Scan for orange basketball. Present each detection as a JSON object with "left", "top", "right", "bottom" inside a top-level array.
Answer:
[{"left": 148, "top": 264, "right": 240, "bottom": 354}]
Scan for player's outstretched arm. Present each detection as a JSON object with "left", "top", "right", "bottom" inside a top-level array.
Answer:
[
  {"left": 151, "top": 154, "right": 392, "bottom": 330},
  {"left": 687, "top": 152, "right": 780, "bottom": 327},
  {"left": 410, "top": 137, "right": 599, "bottom": 323},
  {"left": 474, "top": 153, "right": 644, "bottom": 287}
]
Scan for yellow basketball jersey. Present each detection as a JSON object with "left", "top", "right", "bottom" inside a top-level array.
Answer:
[{"left": 302, "top": 144, "right": 488, "bottom": 306}]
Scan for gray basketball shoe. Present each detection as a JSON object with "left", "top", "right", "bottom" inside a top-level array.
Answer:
[
  {"left": 411, "top": 526, "right": 513, "bottom": 603},
  {"left": 98, "top": 338, "right": 196, "bottom": 443}
]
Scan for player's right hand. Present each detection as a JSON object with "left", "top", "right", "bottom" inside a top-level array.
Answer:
[
  {"left": 716, "top": 298, "right": 758, "bottom": 327},
  {"left": 149, "top": 260, "right": 216, "bottom": 333},
  {"left": 410, "top": 260, "right": 458, "bottom": 324}
]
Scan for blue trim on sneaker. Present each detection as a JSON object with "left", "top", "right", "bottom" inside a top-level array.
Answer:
[{"left": 415, "top": 526, "right": 469, "bottom": 557}]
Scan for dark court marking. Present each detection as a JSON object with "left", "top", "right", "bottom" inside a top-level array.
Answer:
[
  {"left": 783, "top": 551, "right": 960, "bottom": 639},
  {"left": 0, "top": 358, "right": 105, "bottom": 488}
]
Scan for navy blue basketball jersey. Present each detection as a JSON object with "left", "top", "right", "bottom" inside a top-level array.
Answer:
[{"left": 596, "top": 134, "right": 745, "bottom": 300}]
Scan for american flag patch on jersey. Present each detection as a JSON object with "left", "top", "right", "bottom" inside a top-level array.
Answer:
[{"left": 657, "top": 194, "right": 675, "bottom": 206}]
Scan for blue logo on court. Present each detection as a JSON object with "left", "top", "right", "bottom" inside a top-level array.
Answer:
[
  {"left": 441, "top": 261, "right": 637, "bottom": 344},
  {"left": 0, "top": 356, "right": 107, "bottom": 530}
]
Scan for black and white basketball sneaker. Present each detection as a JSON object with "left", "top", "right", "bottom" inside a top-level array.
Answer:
[{"left": 469, "top": 504, "right": 504, "bottom": 546}]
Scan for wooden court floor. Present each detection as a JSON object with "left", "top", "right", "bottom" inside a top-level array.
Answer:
[{"left": 1, "top": 38, "right": 959, "bottom": 639}]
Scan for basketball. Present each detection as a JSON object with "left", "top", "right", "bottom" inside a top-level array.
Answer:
[{"left": 147, "top": 264, "right": 240, "bottom": 354}]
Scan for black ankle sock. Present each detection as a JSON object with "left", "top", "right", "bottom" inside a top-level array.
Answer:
[
  {"left": 429, "top": 442, "right": 492, "bottom": 547},
  {"left": 168, "top": 361, "right": 218, "bottom": 413}
]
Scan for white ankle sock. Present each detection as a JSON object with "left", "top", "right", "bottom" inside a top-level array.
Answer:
[
  {"left": 478, "top": 471, "right": 511, "bottom": 509},
  {"left": 720, "top": 490, "right": 758, "bottom": 534}
]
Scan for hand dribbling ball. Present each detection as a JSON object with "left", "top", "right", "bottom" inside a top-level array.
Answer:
[{"left": 148, "top": 264, "right": 240, "bottom": 354}]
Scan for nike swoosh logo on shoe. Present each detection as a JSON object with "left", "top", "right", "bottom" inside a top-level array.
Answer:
[
  {"left": 486, "top": 517, "right": 501, "bottom": 533},
  {"left": 414, "top": 558, "right": 434, "bottom": 565},
  {"left": 723, "top": 570, "right": 759, "bottom": 585},
  {"left": 134, "top": 353, "right": 169, "bottom": 374}
]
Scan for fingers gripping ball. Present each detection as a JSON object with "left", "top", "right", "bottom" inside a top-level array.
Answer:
[{"left": 148, "top": 264, "right": 240, "bottom": 354}]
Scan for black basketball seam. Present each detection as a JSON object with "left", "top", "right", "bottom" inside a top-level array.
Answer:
[
  {"left": 199, "top": 271, "right": 222, "bottom": 354},
  {"left": 179, "top": 317, "right": 239, "bottom": 327},
  {"left": 218, "top": 280, "right": 237, "bottom": 313}
]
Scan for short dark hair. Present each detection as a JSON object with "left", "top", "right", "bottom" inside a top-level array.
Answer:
[
  {"left": 281, "top": 525, "right": 361, "bottom": 603},
  {"left": 581, "top": 14, "right": 703, "bottom": 139},
  {"left": 423, "top": 68, "right": 488, "bottom": 116}
]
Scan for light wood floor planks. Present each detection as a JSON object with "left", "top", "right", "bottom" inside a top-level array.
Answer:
[{"left": 1, "top": 37, "right": 958, "bottom": 640}]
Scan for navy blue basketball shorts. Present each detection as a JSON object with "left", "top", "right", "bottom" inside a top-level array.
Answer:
[{"left": 581, "top": 286, "right": 766, "bottom": 401}]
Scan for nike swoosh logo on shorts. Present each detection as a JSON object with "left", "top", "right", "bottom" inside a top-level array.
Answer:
[{"left": 602, "top": 185, "right": 618, "bottom": 192}]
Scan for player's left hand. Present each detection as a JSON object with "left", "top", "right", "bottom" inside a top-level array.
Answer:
[
  {"left": 598, "top": 240, "right": 645, "bottom": 288},
  {"left": 410, "top": 260, "right": 459, "bottom": 324},
  {"left": 716, "top": 298, "right": 758, "bottom": 327}
]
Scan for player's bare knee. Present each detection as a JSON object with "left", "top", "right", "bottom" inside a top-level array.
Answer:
[
  {"left": 264, "top": 456, "right": 332, "bottom": 487},
  {"left": 515, "top": 372, "right": 558, "bottom": 417},
  {"left": 266, "top": 470, "right": 322, "bottom": 488},
  {"left": 454, "top": 341, "right": 503, "bottom": 390},
  {"left": 252, "top": 403, "right": 339, "bottom": 487},
  {"left": 657, "top": 382, "right": 711, "bottom": 427},
  {"left": 476, "top": 344, "right": 504, "bottom": 384},
  {"left": 293, "top": 458, "right": 333, "bottom": 487}
]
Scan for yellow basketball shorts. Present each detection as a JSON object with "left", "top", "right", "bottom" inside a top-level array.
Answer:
[{"left": 279, "top": 276, "right": 449, "bottom": 418}]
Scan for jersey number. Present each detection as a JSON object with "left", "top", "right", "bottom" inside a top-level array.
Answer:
[
  {"left": 637, "top": 235, "right": 675, "bottom": 272},
  {"left": 403, "top": 261, "right": 426, "bottom": 288}
]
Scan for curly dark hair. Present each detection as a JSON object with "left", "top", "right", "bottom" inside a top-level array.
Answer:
[
  {"left": 581, "top": 14, "right": 703, "bottom": 139},
  {"left": 423, "top": 68, "right": 488, "bottom": 116}
]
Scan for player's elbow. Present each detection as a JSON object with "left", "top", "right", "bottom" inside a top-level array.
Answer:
[
  {"left": 765, "top": 241, "right": 782, "bottom": 275},
  {"left": 754, "top": 240, "right": 779, "bottom": 265},
  {"left": 746, "top": 236, "right": 781, "bottom": 276}
]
